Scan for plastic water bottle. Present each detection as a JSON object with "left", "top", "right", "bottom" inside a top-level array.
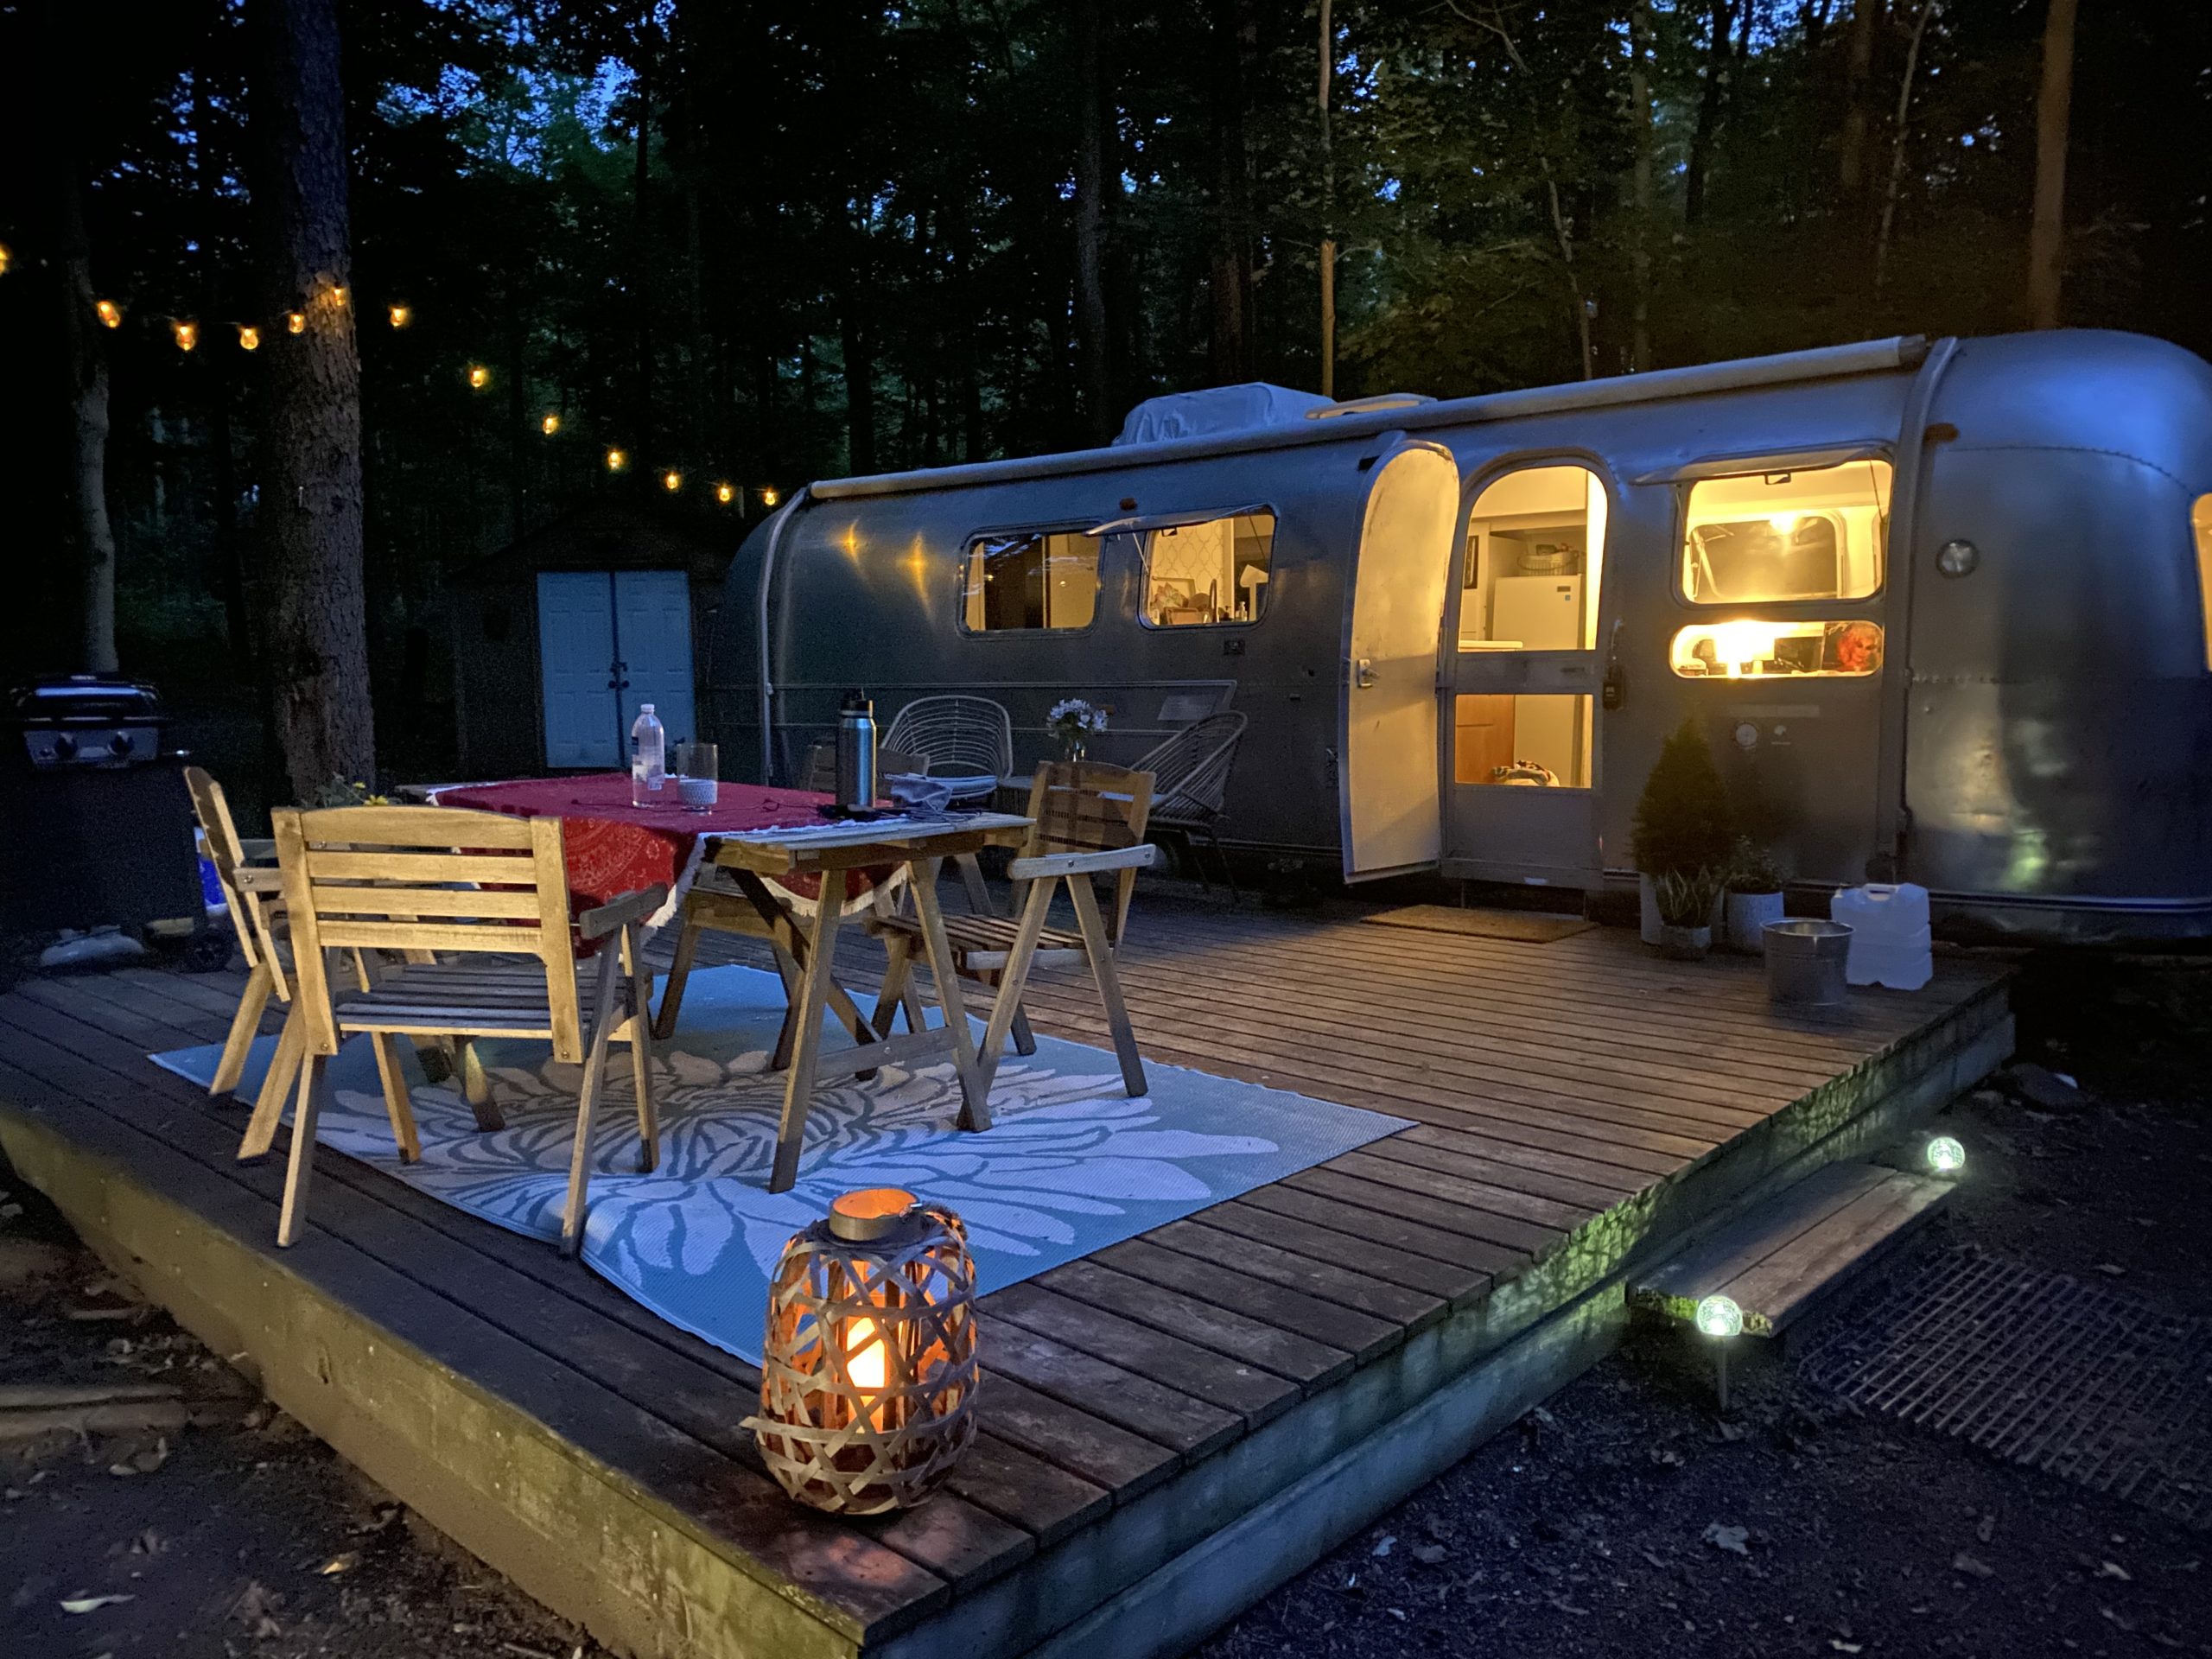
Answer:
[{"left": 630, "top": 703, "right": 666, "bottom": 806}]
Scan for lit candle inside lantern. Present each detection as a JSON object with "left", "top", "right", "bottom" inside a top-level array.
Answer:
[{"left": 844, "top": 1315, "right": 887, "bottom": 1395}]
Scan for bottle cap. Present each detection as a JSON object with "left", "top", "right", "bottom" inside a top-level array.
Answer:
[
  {"left": 640, "top": 703, "right": 655, "bottom": 714},
  {"left": 840, "top": 690, "right": 872, "bottom": 715}
]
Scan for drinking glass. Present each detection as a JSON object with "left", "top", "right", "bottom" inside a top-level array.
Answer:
[{"left": 674, "top": 741, "right": 719, "bottom": 811}]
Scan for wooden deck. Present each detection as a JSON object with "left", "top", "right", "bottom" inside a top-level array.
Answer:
[{"left": 0, "top": 895, "right": 2012, "bottom": 1659}]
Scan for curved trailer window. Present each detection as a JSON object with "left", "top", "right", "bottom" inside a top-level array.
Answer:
[
  {"left": 1681, "top": 458, "right": 1892, "bottom": 603},
  {"left": 959, "top": 530, "right": 1100, "bottom": 632}
]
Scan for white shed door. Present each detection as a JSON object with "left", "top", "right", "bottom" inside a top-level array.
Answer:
[
  {"left": 537, "top": 573, "right": 620, "bottom": 768},
  {"left": 613, "top": 570, "right": 697, "bottom": 744},
  {"left": 1340, "top": 444, "right": 1460, "bottom": 881}
]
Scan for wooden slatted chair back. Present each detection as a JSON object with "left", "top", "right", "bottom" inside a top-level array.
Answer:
[
  {"left": 1020, "top": 761, "right": 1154, "bottom": 942},
  {"left": 272, "top": 804, "right": 583, "bottom": 1062},
  {"left": 185, "top": 765, "right": 283, "bottom": 990}
]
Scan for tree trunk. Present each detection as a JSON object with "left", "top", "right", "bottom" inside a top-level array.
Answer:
[
  {"left": 56, "top": 153, "right": 118, "bottom": 673},
  {"left": 1628, "top": 0, "right": 1656, "bottom": 372},
  {"left": 632, "top": 25, "right": 655, "bottom": 460},
  {"left": 1873, "top": 0, "right": 1939, "bottom": 294},
  {"left": 2026, "top": 0, "right": 2078, "bottom": 328},
  {"left": 1072, "top": 0, "right": 1112, "bottom": 442},
  {"left": 1837, "top": 0, "right": 1880, "bottom": 202},
  {"left": 1207, "top": 0, "right": 1256, "bottom": 385},
  {"left": 193, "top": 65, "right": 252, "bottom": 672},
  {"left": 841, "top": 266, "right": 877, "bottom": 476},
  {"left": 1684, "top": 0, "right": 1736, "bottom": 226},
  {"left": 250, "top": 0, "right": 374, "bottom": 799},
  {"left": 1318, "top": 0, "right": 1336, "bottom": 397}
]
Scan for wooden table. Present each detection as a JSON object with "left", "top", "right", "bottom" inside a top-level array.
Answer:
[{"left": 705, "top": 811, "right": 1033, "bottom": 1192}]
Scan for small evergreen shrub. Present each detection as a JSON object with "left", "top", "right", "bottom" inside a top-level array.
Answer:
[{"left": 1630, "top": 721, "right": 1735, "bottom": 878}]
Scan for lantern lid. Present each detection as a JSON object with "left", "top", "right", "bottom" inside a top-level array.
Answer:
[{"left": 828, "top": 1187, "right": 918, "bottom": 1243}]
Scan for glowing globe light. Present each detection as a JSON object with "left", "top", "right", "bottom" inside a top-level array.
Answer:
[
  {"left": 1694, "top": 1294, "right": 1744, "bottom": 1339},
  {"left": 467, "top": 364, "right": 490, "bottom": 390},
  {"left": 541, "top": 411, "right": 561, "bottom": 435},
  {"left": 388, "top": 302, "right": 410, "bottom": 328},
  {"left": 663, "top": 469, "right": 682, "bottom": 493},
  {"left": 238, "top": 324, "right": 260, "bottom": 352},
  {"left": 287, "top": 310, "right": 307, "bottom": 334},
  {"left": 97, "top": 299, "right": 123, "bottom": 328},
  {"left": 605, "top": 448, "right": 627, "bottom": 473},
  {"left": 0, "top": 242, "right": 12, "bottom": 276},
  {"left": 1926, "top": 1135, "right": 1966, "bottom": 1175},
  {"left": 715, "top": 481, "right": 734, "bottom": 504},
  {"left": 761, "top": 486, "right": 780, "bottom": 507},
  {"left": 172, "top": 321, "right": 199, "bottom": 352}
]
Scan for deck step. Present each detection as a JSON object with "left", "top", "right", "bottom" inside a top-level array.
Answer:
[{"left": 1631, "top": 1161, "right": 1951, "bottom": 1338}]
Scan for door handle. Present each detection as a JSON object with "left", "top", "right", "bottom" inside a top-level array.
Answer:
[{"left": 1355, "top": 658, "right": 1377, "bottom": 689}]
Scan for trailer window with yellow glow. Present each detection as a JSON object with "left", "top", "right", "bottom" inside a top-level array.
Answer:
[
  {"left": 1670, "top": 620, "right": 1885, "bottom": 678},
  {"left": 1681, "top": 458, "right": 1891, "bottom": 603},
  {"left": 2194, "top": 495, "right": 2212, "bottom": 671},
  {"left": 1141, "top": 511, "right": 1276, "bottom": 626},
  {"left": 959, "top": 531, "right": 1100, "bottom": 632}
]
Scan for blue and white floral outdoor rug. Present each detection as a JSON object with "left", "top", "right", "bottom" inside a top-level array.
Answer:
[{"left": 151, "top": 965, "right": 1407, "bottom": 1364}]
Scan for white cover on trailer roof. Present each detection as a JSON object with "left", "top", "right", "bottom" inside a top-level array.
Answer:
[{"left": 1114, "top": 382, "right": 1338, "bottom": 445}]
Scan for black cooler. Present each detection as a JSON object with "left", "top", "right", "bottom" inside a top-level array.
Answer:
[{"left": 3, "top": 675, "right": 202, "bottom": 938}]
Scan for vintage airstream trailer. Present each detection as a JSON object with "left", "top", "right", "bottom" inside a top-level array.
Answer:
[{"left": 703, "top": 329, "right": 2212, "bottom": 943}]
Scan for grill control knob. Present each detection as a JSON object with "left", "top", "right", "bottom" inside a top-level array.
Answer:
[
  {"left": 107, "top": 731, "right": 132, "bottom": 757},
  {"left": 52, "top": 733, "right": 78, "bottom": 760}
]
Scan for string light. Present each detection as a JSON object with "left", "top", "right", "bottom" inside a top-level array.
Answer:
[
  {"left": 541, "top": 411, "right": 561, "bottom": 435},
  {"left": 287, "top": 310, "right": 306, "bottom": 334},
  {"left": 388, "top": 302, "right": 410, "bottom": 328},
  {"left": 761, "top": 486, "right": 779, "bottom": 507},
  {"left": 330, "top": 285, "right": 348, "bottom": 307},
  {"left": 97, "top": 300, "right": 122, "bottom": 328},
  {"left": 715, "top": 481, "right": 734, "bottom": 504},
  {"left": 467, "top": 364, "right": 490, "bottom": 390},
  {"left": 0, "top": 243, "right": 12, "bottom": 276},
  {"left": 237, "top": 324, "right": 260, "bottom": 352},
  {"left": 605, "top": 448, "right": 627, "bottom": 473},
  {"left": 172, "top": 321, "right": 199, "bottom": 353},
  {"left": 662, "top": 469, "right": 682, "bottom": 493}
]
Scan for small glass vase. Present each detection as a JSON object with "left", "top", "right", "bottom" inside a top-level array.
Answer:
[{"left": 1058, "top": 734, "right": 1087, "bottom": 763}]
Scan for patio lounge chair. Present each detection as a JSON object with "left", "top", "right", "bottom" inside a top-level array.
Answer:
[
  {"left": 869, "top": 760, "right": 1156, "bottom": 1095},
  {"left": 183, "top": 767, "right": 293, "bottom": 1096},
  {"left": 1132, "top": 711, "right": 1248, "bottom": 903},
  {"left": 883, "top": 694, "right": 1013, "bottom": 803},
  {"left": 257, "top": 804, "right": 662, "bottom": 1255}
]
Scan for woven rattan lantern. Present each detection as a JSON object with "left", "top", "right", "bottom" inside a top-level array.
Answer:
[{"left": 748, "top": 1188, "right": 980, "bottom": 1515}]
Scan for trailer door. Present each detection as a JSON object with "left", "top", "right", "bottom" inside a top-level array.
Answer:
[{"left": 1341, "top": 443, "right": 1461, "bottom": 880}]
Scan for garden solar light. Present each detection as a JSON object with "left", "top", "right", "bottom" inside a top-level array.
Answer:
[
  {"left": 1696, "top": 1294, "right": 1743, "bottom": 1414},
  {"left": 1927, "top": 1135, "right": 1966, "bottom": 1175}
]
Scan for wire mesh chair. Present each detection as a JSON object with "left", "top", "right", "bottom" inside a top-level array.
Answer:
[
  {"left": 882, "top": 696, "right": 1013, "bottom": 804},
  {"left": 1132, "top": 711, "right": 1249, "bottom": 904}
]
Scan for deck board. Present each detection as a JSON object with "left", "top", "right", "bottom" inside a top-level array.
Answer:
[{"left": 0, "top": 891, "right": 2011, "bottom": 1659}]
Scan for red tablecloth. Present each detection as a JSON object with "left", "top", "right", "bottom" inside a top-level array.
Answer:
[{"left": 430, "top": 774, "right": 857, "bottom": 929}]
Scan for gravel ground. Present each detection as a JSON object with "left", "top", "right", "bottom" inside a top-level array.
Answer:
[{"left": 3, "top": 953, "right": 2209, "bottom": 1657}]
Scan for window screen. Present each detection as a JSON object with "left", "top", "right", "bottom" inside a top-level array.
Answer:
[
  {"left": 1681, "top": 459, "right": 1891, "bottom": 604},
  {"left": 960, "top": 531, "right": 1100, "bottom": 632},
  {"left": 1141, "top": 511, "right": 1276, "bottom": 626}
]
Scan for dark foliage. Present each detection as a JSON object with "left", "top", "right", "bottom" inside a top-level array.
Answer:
[{"left": 1632, "top": 719, "right": 1734, "bottom": 877}]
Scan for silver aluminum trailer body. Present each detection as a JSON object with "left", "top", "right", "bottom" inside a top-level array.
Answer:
[{"left": 704, "top": 329, "right": 2212, "bottom": 944}]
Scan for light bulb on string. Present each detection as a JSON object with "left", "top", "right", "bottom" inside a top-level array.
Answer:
[
  {"left": 287, "top": 310, "right": 306, "bottom": 334},
  {"left": 715, "top": 482, "right": 734, "bottom": 504},
  {"left": 237, "top": 325, "right": 260, "bottom": 352},
  {"left": 96, "top": 300, "right": 122, "bottom": 328},
  {"left": 330, "top": 285, "right": 347, "bottom": 307},
  {"left": 0, "top": 243, "right": 13, "bottom": 276},
  {"left": 172, "top": 321, "right": 199, "bottom": 353},
  {"left": 388, "top": 303, "right": 411, "bottom": 329},
  {"left": 467, "top": 364, "right": 490, "bottom": 390},
  {"left": 662, "top": 470, "right": 682, "bottom": 493},
  {"left": 761, "top": 486, "right": 779, "bottom": 507},
  {"left": 541, "top": 412, "right": 561, "bottom": 436},
  {"left": 605, "top": 448, "right": 627, "bottom": 474}
]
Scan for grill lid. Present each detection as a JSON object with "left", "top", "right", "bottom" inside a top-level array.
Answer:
[{"left": 10, "top": 675, "right": 168, "bottom": 728}]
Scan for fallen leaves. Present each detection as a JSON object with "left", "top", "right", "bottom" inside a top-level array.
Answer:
[
  {"left": 1703, "top": 1522, "right": 1750, "bottom": 1555},
  {"left": 1951, "top": 1550, "right": 1995, "bottom": 1579},
  {"left": 60, "top": 1593, "right": 134, "bottom": 1614}
]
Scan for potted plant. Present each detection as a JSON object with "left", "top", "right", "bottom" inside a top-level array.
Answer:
[
  {"left": 1654, "top": 868, "right": 1723, "bottom": 960},
  {"left": 1723, "top": 836, "right": 1787, "bottom": 954},
  {"left": 1630, "top": 721, "right": 1735, "bottom": 945}
]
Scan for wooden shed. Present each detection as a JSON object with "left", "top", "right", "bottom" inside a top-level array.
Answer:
[{"left": 448, "top": 503, "right": 732, "bottom": 778}]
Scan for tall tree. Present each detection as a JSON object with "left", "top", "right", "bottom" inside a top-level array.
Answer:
[
  {"left": 55, "top": 118, "right": 119, "bottom": 674},
  {"left": 1317, "top": 0, "right": 1337, "bottom": 398},
  {"left": 1836, "top": 0, "right": 1881, "bottom": 203},
  {"left": 1683, "top": 0, "right": 1737, "bottom": 226},
  {"left": 1628, "top": 0, "right": 1657, "bottom": 372},
  {"left": 1072, "top": 0, "right": 1113, "bottom": 442},
  {"left": 251, "top": 0, "right": 374, "bottom": 798},
  {"left": 1206, "top": 0, "right": 1257, "bottom": 385},
  {"left": 2026, "top": 0, "right": 2078, "bottom": 327}
]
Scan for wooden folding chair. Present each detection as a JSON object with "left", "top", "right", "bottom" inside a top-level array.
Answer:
[
  {"left": 257, "top": 804, "right": 663, "bottom": 1254},
  {"left": 870, "top": 761, "right": 1156, "bottom": 1095},
  {"left": 184, "top": 768, "right": 290, "bottom": 1096}
]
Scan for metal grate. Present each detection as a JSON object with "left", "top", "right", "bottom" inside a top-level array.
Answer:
[{"left": 1799, "top": 1246, "right": 2212, "bottom": 1526}]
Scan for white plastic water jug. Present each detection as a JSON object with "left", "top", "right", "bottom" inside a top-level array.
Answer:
[{"left": 1828, "top": 883, "right": 1932, "bottom": 990}]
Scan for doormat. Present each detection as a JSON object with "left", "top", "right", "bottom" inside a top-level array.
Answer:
[
  {"left": 1357, "top": 904, "right": 1592, "bottom": 944},
  {"left": 150, "top": 965, "right": 1409, "bottom": 1367},
  {"left": 1799, "top": 1245, "right": 2212, "bottom": 1527}
]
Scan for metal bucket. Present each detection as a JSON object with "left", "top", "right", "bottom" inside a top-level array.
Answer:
[{"left": 1764, "top": 918, "right": 1853, "bottom": 1007}]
